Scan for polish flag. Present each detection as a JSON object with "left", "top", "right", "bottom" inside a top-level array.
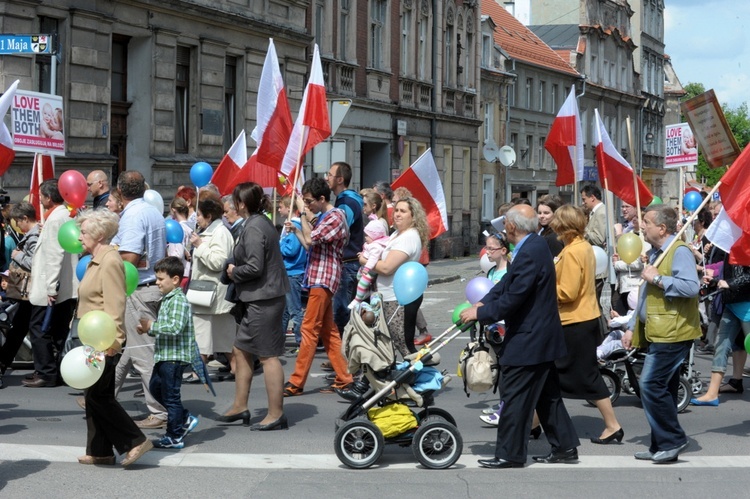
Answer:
[
  {"left": 0, "top": 80, "right": 20, "bottom": 176},
  {"left": 229, "top": 149, "right": 287, "bottom": 192},
  {"left": 280, "top": 44, "right": 331, "bottom": 178},
  {"left": 29, "top": 153, "right": 55, "bottom": 220},
  {"left": 705, "top": 145, "right": 750, "bottom": 265},
  {"left": 545, "top": 87, "right": 583, "bottom": 187},
  {"left": 212, "top": 130, "right": 248, "bottom": 195},
  {"left": 391, "top": 149, "right": 448, "bottom": 239},
  {"left": 252, "top": 39, "right": 293, "bottom": 171},
  {"left": 594, "top": 110, "right": 653, "bottom": 207}
]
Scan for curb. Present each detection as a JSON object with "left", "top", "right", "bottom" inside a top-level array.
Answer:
[{"left": 428, "top": 274, "right": 461, "bottom": 286}]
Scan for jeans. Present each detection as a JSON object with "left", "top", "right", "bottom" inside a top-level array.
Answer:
[
  {"left": 711, "top": 308, "right": 750, "bottom": 373},
  {"left": 333, "top": 261, "right": 359, "bottom": 335},
  {"left": 149, "top": 361, "right": 189, "bottom": 438},
  {"left": 282, "top": 273, "right": 305, "bottom": 345},
  {"left": 639, "top": 341, "right": 692, "bottom": 452}
]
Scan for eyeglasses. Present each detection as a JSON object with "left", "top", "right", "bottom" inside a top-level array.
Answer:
[
  {"left": 485, "top": 246, "right": 503, "bottom": 253},
  {"left": 302, "top": 198, "right": 316, "bottom": 205}
]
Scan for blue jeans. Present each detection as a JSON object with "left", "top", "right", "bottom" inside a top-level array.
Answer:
[
  {"left": 639, "top": 341, "right": 691, "bottom": 452},
  {"left": 149, "top": 361, "right": 189, "bottom": 438},
  {"left": 333, "top": 261, "right": 359, "bottom": 335},
  {"left": 711, "top": 309, "right": 750, "bottom": 373},
  {"left": 283, "top": 273, "right": 305, "bottom": 345}
]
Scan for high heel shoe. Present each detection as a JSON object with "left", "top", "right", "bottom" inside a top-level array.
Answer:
[
  {"left": 215, "top": 410, "right": 251, "bottom": 426},
  {"left": 590, "top": 428, "right": 624, "bottom": 445},
  {"left": 249, "top": 414, "right": 289, "bottom": 431},
  {"left": 529, "top": 426, "right": 542, "bottom": 440}
]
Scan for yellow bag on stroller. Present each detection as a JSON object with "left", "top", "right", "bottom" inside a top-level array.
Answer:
[{"left": 367, "top": 403, "right": 418, "bottom": 439}]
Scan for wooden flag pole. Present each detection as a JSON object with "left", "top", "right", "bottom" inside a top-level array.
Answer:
[
  {"left": 625, "top": 116, "right": 645, "bottom": 248},
  {"left": 286, "top": 124, "right": 308, "bottom": 226},
  {"left": 36, "top": 153, "right": 45, "bottom": 224}
]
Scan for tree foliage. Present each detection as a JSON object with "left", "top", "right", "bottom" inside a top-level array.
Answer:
[{"left": 680, "top": 82, "right": 749, "bottom": 186}]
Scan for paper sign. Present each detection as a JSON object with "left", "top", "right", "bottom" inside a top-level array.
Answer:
[{"left": 680, "top": 89, "right": 739, "bottom": 168}]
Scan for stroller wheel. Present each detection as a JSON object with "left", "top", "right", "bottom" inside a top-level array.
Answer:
[
  {"left": 412, "top": 417, "right": 463, "bottom": 469},
  {"left": 586, "top": 368, "right": 621, "bottom": 407},
  {"left": 334, "top": 418, "right": 384, "bottom": 469},
  {"left": 416, "top": 408, "right": 457, "bottom": 427},
  {"left": 677, "top": 376, "right": 692, "bottom": 413}
]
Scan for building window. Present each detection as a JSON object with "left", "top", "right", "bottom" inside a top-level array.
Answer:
[
  {"left": 483, "top": 102, "right": 494, "bottom": 143},
  {"left": 175, "top": 46, "right": 191, "bottom": 154},
  {"left": 35, "top": 17, "right": 58, "bottom": 94},
  {"left": 315, "top": 1, "right": 325, "bottom": 50},
  {"left": 401, "top": 6, "right": 412, "bottom": 76},
  {"left": 370, "top": 0, "right": 387, "bottom": 69},
  {"left": 443, "top": 146, "right": 453, "bottom": 212},
  {"left": 539, "top": 80, "right": 546, "bottom": 112},
  {"left": 551, "top": 84, "right": 558, "bottom": 111},
  {"left": 111, "top": 36, "right": 128, "bottom": 103},
  {"left": 481, "top": 174, "right": 495, "bottom": 221},
  {"left": 482, "top": 33, "right": 492, "bottom": 68},
  {"left": 340, "top": 0, "right": 351, "bottom": 61},
  {"left": 444, "top": 21, "right": 454, "bottom": 86},
  {"left": 418, "top": 4, "right": 430, "bottom": 80},
  {"left": 538, "top": 137, "right": 545, "bottom": 168},
  {"left": 462, "top": 147, "right": 471, "bottom": 210},
  {"left": 224, "top": 56, "right": 237, "bottom": 151},
  {"left": 465, "top": 31, "right": 474, "bottom": 89},
  {"left": 525, "top": 78, "right": 532, "bottom": 109},
  {"left": 525, "top": 135, "right": 533, "bottom": 167}
]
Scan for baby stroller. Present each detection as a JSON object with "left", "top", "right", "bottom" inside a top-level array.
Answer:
[{"left": 335, "top": 294, "right": 474, "bottom": 469}]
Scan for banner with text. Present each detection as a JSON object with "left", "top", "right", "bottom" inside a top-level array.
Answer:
[
  {"left": 664, "top": 123, "right": 698, "bottom": 168},
  {"left": 10, "top": 90, "right": 65, "bottom": 156}
]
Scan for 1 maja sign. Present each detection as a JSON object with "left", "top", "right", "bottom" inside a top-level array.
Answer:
[
  {"left": 11, "top": 90, "right": 65, "bottom": 156},
  {"left": 0, "top": 34, "right": 52, "bottom": 54},
  {"left": 664, "top": 123, "right": 698, "bottom": 168}
]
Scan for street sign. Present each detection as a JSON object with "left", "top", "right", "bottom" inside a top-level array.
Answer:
[
  {"left": 0, "top": 34, "right": 52, "bottom": 55},
  {"left": 329, "top": 99, "right": 351, "bottom": 136}
]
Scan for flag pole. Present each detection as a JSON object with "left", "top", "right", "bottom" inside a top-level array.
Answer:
[
  {"left": 36, "top": 153, "right": 45, "bottom": 224},
  {"left": 678, "top": 165, "right": 685, "bottom": 218},
  {"left": 625, "top": 116, "right": 644, "bottom": 245},
  {"left": 286, "top": 125, "right": 308, "bottom": 225},
  {"left": 272, "top": 187, "right": 277, "bottom": 226}
]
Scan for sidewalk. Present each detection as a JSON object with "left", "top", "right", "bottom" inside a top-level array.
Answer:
[{"left": 426, "top": 255, "right": 485, "bottom": 285}]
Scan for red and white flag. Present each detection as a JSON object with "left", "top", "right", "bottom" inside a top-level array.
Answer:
[
  {"left": 545, "top": 87, "right": 583, "bottom": 187},
  {"left": 29, "top": 153, "right": 55, "bottom": 219},
  {"left": 391, "top": 149, "right": 448, "bottom": 240},
  {"left": 280, "top": 44, "right": 330, "bottom": 178},
  {"left": 705, "top": 145, "right": 750, "bottom": 265},
  {"left": 594, "top": 110, "right": 653, "bottom": 206},
  {"left": 229, "top": 149, "right": 287, "bottom": 192},
  {"left": 252, "top": 39, "right": 293, "bottom": 171},
  {"left": 211, "top": 130, "right": 248, "bottom": 195},
  {"left": 0, "top": 80, "right": 20, "bottom": 176}
]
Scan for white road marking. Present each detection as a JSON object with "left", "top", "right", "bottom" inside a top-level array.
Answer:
[{"left": 2, "top": 443, "right": 749, "bottom": 469}]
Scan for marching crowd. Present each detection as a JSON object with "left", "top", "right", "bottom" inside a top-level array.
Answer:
[{"left": 0, "top": 167, "right": 747, "bottom": 469}]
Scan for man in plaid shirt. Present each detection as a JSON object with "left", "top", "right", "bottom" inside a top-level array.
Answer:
[
  {"left": 137, "top": 257, "right": 199, "bottom": 449},
  {"left": 284, "top": 177, "right": 354, "bottom": 397}
]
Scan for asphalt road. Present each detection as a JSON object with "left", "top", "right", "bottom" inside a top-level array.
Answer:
[{"left": 2, "top": 258, "right": 750, "bottom": 497}]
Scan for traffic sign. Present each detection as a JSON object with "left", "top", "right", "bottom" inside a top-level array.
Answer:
[{"left": 0, "top": 34, "right": 52, "bottom": 55}]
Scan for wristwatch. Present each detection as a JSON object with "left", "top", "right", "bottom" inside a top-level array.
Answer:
[{"left": 652, "top": 274, "right": 663, "bottom": 287}]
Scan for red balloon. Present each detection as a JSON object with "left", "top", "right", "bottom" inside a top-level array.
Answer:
[
  {"left": 59, "top": 170, "right": 88, "bottom": 208},
  {"left": 684, "top": 187, "right": 699, "bottom": 194}
]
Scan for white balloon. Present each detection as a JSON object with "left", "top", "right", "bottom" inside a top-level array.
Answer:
[
  {"left": 143, "top": 189, "right": 165, "bottom": 214},
  {"left": 60, "top": 346, "right": 104, "bottom": 390},
  {"left": 592, "top": 246, "right": 608, "bottom": 275},
  {"left": 480, "top": 253, "right": 494, "bottom": 273}
]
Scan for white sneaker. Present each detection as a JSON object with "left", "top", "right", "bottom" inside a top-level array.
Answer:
[{"left": 482, "top": 403, "right": 502, "bottom": 415}]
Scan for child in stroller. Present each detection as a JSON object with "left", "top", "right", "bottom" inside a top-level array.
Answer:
[{"left": 336, "top": 293, "right": 470, "bottom": 469}]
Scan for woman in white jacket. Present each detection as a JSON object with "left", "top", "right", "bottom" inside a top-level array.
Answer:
[{"left": 188, "top": 197, "right": 236, "bottom": 371}]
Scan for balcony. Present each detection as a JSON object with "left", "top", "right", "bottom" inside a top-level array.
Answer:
[
  {"left": 320, "top": 58, "right": 357, "bottom": 97},
  {"left": 399, "top": 78, "right": 433, "bottom": 110}
]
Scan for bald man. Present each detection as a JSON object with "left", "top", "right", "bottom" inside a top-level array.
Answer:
[{"left": 87, "top": 170, "right": 110, "bottom": 209}]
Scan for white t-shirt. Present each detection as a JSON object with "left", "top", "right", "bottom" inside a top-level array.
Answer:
[{"left": 377, "top": 228, "right": 422, "bottom": 302}]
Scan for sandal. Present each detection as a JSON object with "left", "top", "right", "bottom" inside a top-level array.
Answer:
[
  {"left": 719, "top": 378, "right": 744, "bottom": 394},
  {"left": 283, "top": 382, "right": 303, "bottom": 397},
  {"left": 320, "top": 361, "right": 334, "bottom": 371},
  {"left": 320, "top": 382, "right": 351, "bottom": 394}
]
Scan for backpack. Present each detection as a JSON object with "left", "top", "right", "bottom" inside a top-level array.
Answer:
[{"left": 458, "top": 324, "right": 499, "bottom": 396}]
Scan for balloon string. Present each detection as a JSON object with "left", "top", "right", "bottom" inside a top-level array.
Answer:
[{"left": 387, "top": 306, "right": 401, "bottom": 326}]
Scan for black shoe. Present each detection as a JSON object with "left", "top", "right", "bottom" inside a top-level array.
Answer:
[
  {"left": 335, "top": 380, "right": 368, "bottom": 402},
  {"left": 25, "top": 371, "right": 40, "bottom": 381},
  {"left": 249, "top": 414, "right": 288, "bottom": 431},
  {"left": 530, "top": 426, "right": 542, "bottom": 440},
  {"left": 478, "top": 458, "right": 524, "bottom": 469},
  {"left": 590, "top": 428, "right": 624, "bottom": 445},
  {"left": 215, "top": 410, "right": 251, "bottom": 426},
  {"left": 0, "top": 374, "right": 4, "bottom": 390},
  {"left": 532, "top": 448, "right": 578, "bottom": 464}
]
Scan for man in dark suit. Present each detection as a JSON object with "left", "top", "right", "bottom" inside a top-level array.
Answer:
[{"left": 461, "top": 204, "right": 580, "bottom": 468}]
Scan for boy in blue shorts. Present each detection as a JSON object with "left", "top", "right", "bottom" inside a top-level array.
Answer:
[{"left": 137, "top": 256, "right": 198, "bottom": 449}]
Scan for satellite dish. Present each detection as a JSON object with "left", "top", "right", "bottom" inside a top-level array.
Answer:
[
  {"left": 497, "top": 146, "right": 516, "bottom": 167},
  {"left": 483, "top": 139, "right": 499, "bottom": 162}
]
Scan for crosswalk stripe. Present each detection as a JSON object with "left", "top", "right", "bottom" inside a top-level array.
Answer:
[{"left": 2, "top": 443, "right": 748, "bottom": 469}]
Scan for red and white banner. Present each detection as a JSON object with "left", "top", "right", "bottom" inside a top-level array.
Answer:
[
  {"left": 280, "top": 44, "right": 330, "bottom": 180},
  {"left": 0, "top": 80, "right": 19, "bottom": 175},
  {"left": 212, "top": 131, "right": 247, "bottom": 196},
  {"left": 545, "top": 87, "right": 584, "bottom": 186},
  {"left": 252, "top": 38, "right": 293, "bottom": 171},
  {"left": 705, "top": 144, "right": 750, "bottom": 265},
  {"left": 594, "top": 110, "right": 653, "bottom": 207},
  {"left": 11, "top": 89, "right": 65, "bottom": 156},
  {"left": 29, "top": 153, "right": 55, "bottom": 219},
  {"left": 391, "top": 149, "right": 448, "bottom": 240}
]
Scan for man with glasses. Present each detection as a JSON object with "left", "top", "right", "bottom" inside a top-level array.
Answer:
[
  {"left": 326, "top": 162, "right": 364, "bottom": 337},
  {"left": 283, "top": 177, "right": 354, "bottom": 397},
  {"left": 86, "top": 170, "right": 111, "bottom": 209}
]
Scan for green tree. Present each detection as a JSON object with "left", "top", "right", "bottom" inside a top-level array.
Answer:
[{"left": 681, "top": 82, "right": 749, "bottom": 186}]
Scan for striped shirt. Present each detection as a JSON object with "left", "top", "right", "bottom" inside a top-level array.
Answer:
[
  {"left": 304, "top": 208, "right": 349, "bottom": 294},
  {"left": 148, "top": 287, "right": 196, "bottom": 363}
]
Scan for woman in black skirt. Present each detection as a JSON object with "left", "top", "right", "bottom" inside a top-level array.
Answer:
[{"left": 550, "top": 205, "right": 623, "bottom": 445}]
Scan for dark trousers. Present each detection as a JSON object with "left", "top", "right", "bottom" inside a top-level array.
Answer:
[
  {"left": 495, "top": 362, "right": 580, "bottom": 463},
  {"left": 28, "top": 299, "right": 76, "bottom": 382},
  {"left": 0, "top": 300, "right": 33, "bottom": 370},
  {"left": 150, "top": 361, "right": 189, "bottom": 438},
  {"left": 85, "top": 355, "right": 146, "bottom": 457},
  {"left": 333, "top": 261, "right": 359, "bottom": 336}
]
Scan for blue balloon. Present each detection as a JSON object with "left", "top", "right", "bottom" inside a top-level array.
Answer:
[
  {"left": 165, "top": 219, "right": 184, "bottom": 244},
  {"left": 76, "top": 254, "right": 92, "bottom": 282},
  {"left": 393, "top": 262, "right": 429, "bottom": 306},
  {"left": 683, "top": 190, "right": 702, "bottom": 212},
  {"left": 190, "top": 161, "right": 213, "bottom": 188}
]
